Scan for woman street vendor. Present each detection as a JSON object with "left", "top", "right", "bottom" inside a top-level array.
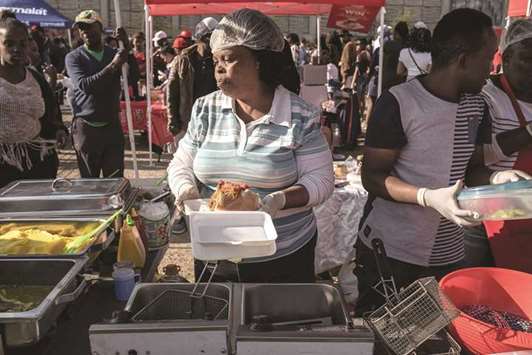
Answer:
[
  {"left": 481, "top": 19, "right": 532, "bottom": 273},
  {"left": 0, "top": 14, "right": 67, "bottom": 188},
  {"left": 167, "top": 9, "right": 334, "bottom": 283}
]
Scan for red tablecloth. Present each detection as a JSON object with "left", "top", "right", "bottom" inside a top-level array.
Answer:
[{"left": 119, "top": 101, "right": 174, "bottom": 148}]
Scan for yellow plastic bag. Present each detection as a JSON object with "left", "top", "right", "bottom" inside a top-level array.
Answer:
[{"left": 118, "top": 215, "right": 146, "bottom": 268}]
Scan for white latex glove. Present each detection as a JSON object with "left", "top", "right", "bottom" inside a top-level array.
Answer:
[
  {"left": 177, "top": 183, "right": 200, "bottom": 202},
  {"left": 261, "top": 191, "right": 286, "bottom": 218},
  {"left": 418, "top": 180, "right": 480, "bottom": 227},
  {"left": 490, "top": 170, "right": 532, "bottom": 185}
]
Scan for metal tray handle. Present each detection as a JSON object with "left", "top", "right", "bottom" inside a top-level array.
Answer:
[
  {"left": 51, "top": 178, "right": 73, "bottom": 192},
  {"left": 107, "top": 194, "right": 124, "bottom": 209},
  {"left": 54, "top": 277, "right": 87, "bottom": 305}
]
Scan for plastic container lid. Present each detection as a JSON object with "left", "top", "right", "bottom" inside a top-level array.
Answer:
[{"left": 457, "top": 180, "right": 532, "bottom": 200}]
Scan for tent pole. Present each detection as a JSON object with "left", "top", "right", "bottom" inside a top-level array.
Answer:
[
  {"left": 527, "top": 0, "right": 531, "bottom": 17},
  {"left": 113, "top": 0, "right": 139, "bottom": 178},
  {"left": 149, "top": 16, "right": 154, "bottom": 82},
  {"left": 145, "top": 5, "right": 153, "bottom": 166},
  {"left": 67, "top": 29, "right": 72, "bottom": 48},
  {"left": 149, "top": 16, "right": 154, "bottom": 159},
  {"left": 316, "top": 16, "right": 321, "bottom": 63},
  {"left": 377, "top": 6, "right": 385, "bottom": 98}
]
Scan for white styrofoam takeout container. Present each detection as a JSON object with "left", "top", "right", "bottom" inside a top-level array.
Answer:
[{"left": 183, "top": 199, "right": 278, "bottom": 261}]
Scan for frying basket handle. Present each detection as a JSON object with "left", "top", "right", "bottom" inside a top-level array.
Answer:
[
  {"left": 52, "top": 178, "right": 73, "bottom": 192},
  {"left": 55, "top": 277, "right": 87, "bottom": 305},
  {"left": 371, "top": 238, "right": 394, "bottom": 281}
]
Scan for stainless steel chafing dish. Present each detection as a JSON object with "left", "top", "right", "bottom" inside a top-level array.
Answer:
[
  {"left": 0, "top": 178, "right": 134, "bottom": 218},
  {"left": 0, "top": 217, "right": 115, "bottom": 259},
  {"left": 0, "top": 178, "right": 137, "bottom": 258},
  {"left": 0, "top": 178, "right": 136, "bottom": 348},
  {"left": 0, "top": 257, "right": 89, "bottom": 347}
]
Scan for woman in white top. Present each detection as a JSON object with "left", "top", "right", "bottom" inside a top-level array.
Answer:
[
  {"left": 0, "top": 14, "right": 66, "bottom": 188},
  {"left": 397, "top": 26, "right": 432, "bottom": 81}
]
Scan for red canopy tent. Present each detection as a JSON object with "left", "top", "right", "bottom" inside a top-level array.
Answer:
[
  {"left": 145, "top": 0, "right": 383, "bottom": 16},
  {"left": 507, "top": 0, "right": 532, "bottom": 17},
  {"left": 140, "top": 0, "right": 385, "bottom": 162}
]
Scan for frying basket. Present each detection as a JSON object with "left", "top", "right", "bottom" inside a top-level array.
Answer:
[{"left": 365, "top": 277, "right": 459, "bottom": 355}]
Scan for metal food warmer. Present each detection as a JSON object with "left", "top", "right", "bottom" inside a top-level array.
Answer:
[
  {"left": 0, "top": 257, "right": 88, "bottom": 347},
  {"left": 89, "top": 283, "right": 375, "bottom": 355},
  {"left": 0, "top": 178, "right": 136, "bottom": 348}
]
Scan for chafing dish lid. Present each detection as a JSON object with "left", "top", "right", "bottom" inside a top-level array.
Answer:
[
  {"left": 0, "top": 178, "right": 129, "bottom": 200},
  {"left": 0, "top": 178, "right": 133, "bottom": 218}
]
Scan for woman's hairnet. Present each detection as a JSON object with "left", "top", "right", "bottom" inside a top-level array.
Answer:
[
  {"left": 210, "top": 9, "right": 285, "bottom": 53},
  {"left": 500, "top": 18, "right": 532, "bottom": 54}
]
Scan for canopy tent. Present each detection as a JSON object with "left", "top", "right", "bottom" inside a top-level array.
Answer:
[
  {"left": 507, "top": 0, "right": 532, "bottom": 17},
  {"left": 145, "top": 0, "right": 383, "bottom": 16},
  {"left": 149, "top": 3, "right": 333, "bottom": 16},
  {"left": 0, "top": 0, "right": 72, "bottom": 28},
  {"left": 138, "top": 0, "right": 385, "bottom": 165}
]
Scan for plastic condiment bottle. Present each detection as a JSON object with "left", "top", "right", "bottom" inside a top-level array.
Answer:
[
  {"left": 112, "top": 261, "right": 136, "bottom": 301},
  {"left": 118, "top": 215, "right": 146, "bottom": 268}
]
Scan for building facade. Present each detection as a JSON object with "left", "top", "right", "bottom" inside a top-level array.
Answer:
[
  {"left": 450, "top": 0, "right": 507, "bottom": 25},
  {"left": 46, "top": 0, "right": 507, "bottom": 42}
]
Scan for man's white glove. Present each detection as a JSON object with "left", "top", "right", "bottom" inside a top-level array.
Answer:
[
  {"left": 490, "top": 170, "right": 532, "bottom": 185},
  {"left": 417, "top": 180, "right": 479, "bottom": 227},
  {"left": 177, "top": 183, "right": 200, "bottom": 202},
  {"left": 261, "top": 191, "right": 286, "bottom": 218}
]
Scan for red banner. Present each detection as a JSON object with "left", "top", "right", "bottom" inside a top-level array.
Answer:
[
  {"left": 327, "top": 4, "right": 381, "bottom": 33},
  {"left": 119, "top": 101, "right": 174, "bottom": 148}
]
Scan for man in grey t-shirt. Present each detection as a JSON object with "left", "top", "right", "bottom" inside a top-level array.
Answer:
[{"left": 355, "top": 9, "right": 529, "bottom": 314}]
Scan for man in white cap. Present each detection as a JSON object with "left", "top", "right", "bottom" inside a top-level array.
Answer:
[
  {"left": 151, "top": 30, "right": 169, "bottom": 87},
  {"left": 166, "top": 17, "right": 218, "bottom": 136},
  {"left": 152, "top": 30, "right": 169, "bottom": 49},
  {"left": 475, "top": 18, "right": 532, "bottom": 273},
  {"left": 65, "top": 10, "right": 129, "bottom": 178}
]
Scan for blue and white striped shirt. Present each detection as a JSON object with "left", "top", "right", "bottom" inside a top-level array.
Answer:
[{"left": 168, "top": 85, "right": 334, "bottom": 262}]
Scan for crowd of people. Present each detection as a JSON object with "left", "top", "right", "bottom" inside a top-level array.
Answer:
[{"left": 1, "top": 5, "right": 532, "bottom": 309}]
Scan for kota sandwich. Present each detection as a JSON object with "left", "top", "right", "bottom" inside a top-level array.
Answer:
[{"left": 208, "top": 181, "right": 260, "bottom": 211}]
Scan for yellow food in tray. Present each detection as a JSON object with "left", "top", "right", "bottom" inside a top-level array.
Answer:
[
  {"left": 0, "top": 222, "right": 97, "bottom": 237},
  {"left": 0, "top": 230, "right": 68, "bottom": 254},
  {"left": 489, "top": 209, "right": 527, "bottom": 220},
  {"left": 0, "top": 222, "right": 100, "bottom": 255}
]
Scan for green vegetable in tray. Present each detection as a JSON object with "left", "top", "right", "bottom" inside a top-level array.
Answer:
[
  {"left": 489, "top": 209, "right": 527, "bottom": 220},
  {"left": 0, "top": 285, "right": 53, "bottom": 312}
]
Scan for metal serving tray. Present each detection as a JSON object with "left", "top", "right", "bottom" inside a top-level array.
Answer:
[
  {"left": 0, "top": 218, "right": 116, "bottom": 259},
  {"left": 0, "top": 257, "right": 89, "bottom": 347},
  {"left": 0, "top": 178, "right": 133, "bottom": 218}
]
